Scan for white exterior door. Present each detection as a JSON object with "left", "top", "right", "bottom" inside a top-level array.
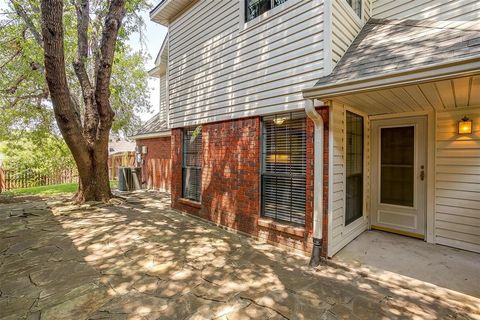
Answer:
[{"left": 371, "top": 116, "right": 427, "bottom": 238}]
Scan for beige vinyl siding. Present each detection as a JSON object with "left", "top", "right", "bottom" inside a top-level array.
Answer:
[
  {"left": 435, "top": 108, "right": 480, "bottom": 253},
  {"left": 167, "top": 0, "right": 325, "bottom": 128},
  {"left": 331, "top": 0, "right": 365, "bottom": 67},
  {"left": 329, "top": 101, "right": 370, "bottom": 256},
  {"left": 159, "top": 74, "right": 168, "bottom": 124},
  {"left": 372, "top": 0, "right": 480, "bottom": 21},
  {"left": 363, "top": 0, "right": 371, "bottom": 21}
]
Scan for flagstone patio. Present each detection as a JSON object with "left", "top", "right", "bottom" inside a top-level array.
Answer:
[{"left": 0, "top": 191, "right": 479, "bottom": 320}]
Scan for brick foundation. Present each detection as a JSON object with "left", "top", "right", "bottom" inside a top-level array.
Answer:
[
  {"left": 171, "top": 110, "right": 329, "bottom": 255},
  {"left": 136, "top": 137, "right": 172, "bottom": 192}
]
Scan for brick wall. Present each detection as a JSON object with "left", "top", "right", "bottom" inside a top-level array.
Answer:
[
  {"left": 170, "top": 110, "right": 329, "bottom": 255},
  {"left": 136, "top": 137, "right": 171, "bottom": 192}
]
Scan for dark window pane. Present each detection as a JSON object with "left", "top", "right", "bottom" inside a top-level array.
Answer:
[
  {"left": 183, "top": 167, "right": 202, "bottom": 202},
  {"left": 182, "top": 127, "right": 202, "bottom": 202},
  {"left": 273, "top": 0, "right": 288, "bottom": 6},
  {"left": 380, "top": 126, "right": 414, "bottom": 207},
  {"left": 346, "top": 0, "right": 362, "bottom": 17},
  {"left": 261, "top": 112, "right": 306, "bottom": 226},
  {"left": 245, "top": 0, "right": 289, "bottom": 22},
  {"left": 345, "top": 111, "right": 363, "bottom": 226}
]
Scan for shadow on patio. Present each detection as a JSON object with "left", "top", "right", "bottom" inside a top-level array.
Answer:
[{"left": 1, "top": 191, "right": 479, "bottom": 319}]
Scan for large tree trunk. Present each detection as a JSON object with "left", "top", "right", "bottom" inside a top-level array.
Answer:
[
  {"left": 40, "top": 0, "right": 126, "bottom": 203},
  {"left": 75, "top": 148, "right": 112, "bottom": 203}
]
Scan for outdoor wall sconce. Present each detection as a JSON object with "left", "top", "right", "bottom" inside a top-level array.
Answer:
[
  {"left": 458, "top": 116, "right": 473, "bottom": 134},
  {"left": 141, "top": 146, "right": 148, "bottom": 154}
]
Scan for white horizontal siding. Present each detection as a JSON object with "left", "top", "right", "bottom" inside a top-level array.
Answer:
[
  {"left": 435, "top": 108, "right": 480, "bottom": 253},
  {"left": 372, "top": 0, "right": 480, "bottom": 21},
  {"left": 328, "top": 101, "right": 369, "bottom": 256},
  {"left": 331, "top": 0, "right": 365, "bottom": 66},
  {"left": 167, "top": 0, "right": 325, "bottom": 128}
]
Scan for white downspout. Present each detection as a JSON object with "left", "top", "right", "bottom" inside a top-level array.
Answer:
[{"left": 305, "top": 99, "right": 325, "bottom": 267}]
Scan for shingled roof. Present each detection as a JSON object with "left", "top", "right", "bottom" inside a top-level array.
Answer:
[
  {"left": 133, "top": 114, "right": 169, "bottom": 138},
  {"left": 314, "top": 19, "right": 480, "bottom": 88}
]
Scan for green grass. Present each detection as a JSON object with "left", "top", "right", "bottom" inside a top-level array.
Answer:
[{"left": 3, "top": 180, "right": 118, "bottom": 196}]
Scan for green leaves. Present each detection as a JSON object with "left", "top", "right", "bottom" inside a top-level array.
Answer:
[
  {"left": 0, "top": 0, "right": 151, "bottom": 141},
  {"left": 1, "top": 131, "right": 75, "bottom": 175}
]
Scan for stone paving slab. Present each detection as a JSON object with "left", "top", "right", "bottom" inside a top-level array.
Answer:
[{"left": 1, "top": 191, "right": 479, "bottom": 320}]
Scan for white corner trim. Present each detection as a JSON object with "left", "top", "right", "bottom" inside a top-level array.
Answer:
[
  {"left": 323, "top": 0, "right": 333, "bottom": 76},
  {"left": 305, "top": 99, "right": 325, "bottom": 240},
  {"left": 426, "top": 110, "right": 436, "bottom": 244},
  {"left": 166, "top": 33, "right": 171, "bottom": 129},
  {"left": 327, "top": 101, "right": 334, "bottom": 256}
]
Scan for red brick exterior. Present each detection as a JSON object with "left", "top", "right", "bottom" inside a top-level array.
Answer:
[
  {"left": 170, "top": 109, "right": 330, "bottom": 255},
  {"left": 136, "top": 137, "right": 171, "bottom": 192}
]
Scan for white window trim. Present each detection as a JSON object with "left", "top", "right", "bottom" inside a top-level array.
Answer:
[{"left": 238, "top": 0, "right": 301, "bottom": 33}]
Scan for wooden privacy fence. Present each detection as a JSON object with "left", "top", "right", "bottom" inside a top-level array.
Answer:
[
  {"left": 0, "top": 167, "right": 78, "bottom": 192},
  {"left": 108, "top": 152, "right": 136, "bottom": 180}
]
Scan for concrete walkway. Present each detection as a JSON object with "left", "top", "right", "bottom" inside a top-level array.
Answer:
[
  {"left": 333, "top": 230, "right": 480, "bottom": 298},
  {"left": 1, "top": 191, "right": 479, "bottom": 320}
]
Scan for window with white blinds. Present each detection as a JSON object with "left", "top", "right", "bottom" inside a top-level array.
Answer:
[
  {"left": 182, "top": 126, "right": 202, "bottom": 202},
  {"left": 261, "top": 112, "right": 307, "bottom": 226}
]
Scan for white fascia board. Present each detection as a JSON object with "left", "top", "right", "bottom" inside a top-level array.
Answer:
[
  {"left": 131, "top": 131, "right": 171, "bottom": 140},
  {"left": 148, "top": 64, "right": 166, "bottom": 78},
  {"left": 154, "top": 36, "right": 169, "bottom": 66},
  {"left": 303, "top": 56, "right": 480, "bottom": 99}
]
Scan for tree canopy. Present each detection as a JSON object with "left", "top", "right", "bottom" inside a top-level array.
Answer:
[{"left": 0, "top": 0, "right": 152, "bottom": 141}]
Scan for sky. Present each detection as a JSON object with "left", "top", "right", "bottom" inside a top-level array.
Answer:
[{"left": 128, "top": 6, "right": 168, "bottom": 122}]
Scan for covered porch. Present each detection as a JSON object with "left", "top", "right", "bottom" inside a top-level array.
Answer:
[
  {"left": 333, "top": 229, "right": 480, "bottom": 298},
  {"left": 303, "top": 19, "right": 480, "bottom": 259}
]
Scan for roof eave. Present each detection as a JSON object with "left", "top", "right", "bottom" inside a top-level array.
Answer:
[
  {"left": 304, "top": 56, "right": 480, "bottom": 100},
  {"left": 148, "top": 64, "right": 166, "bottom": 78},
  {"left": 131, "top": 130, "right": 171, "bottom": 140},
  {"left": 150, "top": 0, "right": 196, "bottom": 26}
]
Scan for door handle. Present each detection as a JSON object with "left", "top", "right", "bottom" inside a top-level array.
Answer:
[{"left": 420, "top": 170, "right": 425, "bottom": 181}]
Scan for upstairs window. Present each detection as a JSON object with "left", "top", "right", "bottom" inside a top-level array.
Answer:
[
  {"left": 346, "top": 0, "right": 362, "bottom": 18},
  {"left": 182, "top": 126, "right": 202, "bottom": 202},
  {"left": 245, "top": 0, "right": 289, "bottom": 22}
]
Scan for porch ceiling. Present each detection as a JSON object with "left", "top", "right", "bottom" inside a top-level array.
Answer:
[{"left": 330, "top": 74, "right": 480, "bottom": 115}]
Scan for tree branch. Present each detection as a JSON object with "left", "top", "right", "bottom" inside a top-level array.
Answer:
[
  {"left": 94, "top": 0, "right": 126, "bottom": 127},
  {"left": 40, "top": 0, "right": 89, "bottom": 167},
  {"left": 10, "top": 0, "right": 43, "bottom": 47},
  {"left": 71, "top": 0, "right": 97, "bottom": 144}
]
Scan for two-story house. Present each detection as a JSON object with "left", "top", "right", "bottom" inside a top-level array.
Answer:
[{"left": 133, "top": 0, "right": 480, "bottom": 264}]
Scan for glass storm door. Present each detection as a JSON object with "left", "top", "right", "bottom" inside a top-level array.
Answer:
[{"left": 371, "top": 116, "right": 427, "bottom": 238}]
